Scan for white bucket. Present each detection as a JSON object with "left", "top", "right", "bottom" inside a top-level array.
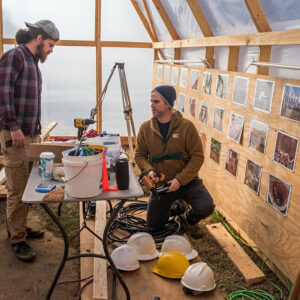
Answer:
[{"left": 62, "top": 150, "right": 103, "bottom": 198}]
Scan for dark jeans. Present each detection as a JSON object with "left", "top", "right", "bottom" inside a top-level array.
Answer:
[{"left": 147, "top": 177, "right": 215, "bottom": 230}]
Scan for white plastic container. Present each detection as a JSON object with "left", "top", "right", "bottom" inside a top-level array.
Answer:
[
  {"left": 40, "top": 152, "right": 55, "bottom": 180},
  {"left": 101, "top": 135, "right": 121, "bottom": 160},
  {"left": 62, "top": 150, "right": 103, "bottom": 198}
]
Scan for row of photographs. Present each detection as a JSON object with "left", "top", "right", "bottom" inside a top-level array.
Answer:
[
  {"left": 200, "top": 134, "right": 292, "bottom": 217},
  {"left": 176, "top": 94, "right": 299, "bottom": 173},
  {"left": 157, "top": 64, "right": 300, "bottom": 123}
]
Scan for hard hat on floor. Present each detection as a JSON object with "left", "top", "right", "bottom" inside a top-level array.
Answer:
[
  {"left": 181, "top": 262, "right": 216, "bottom": 294},
  {"left": 111, "top": 245, "right": 140, "bottom": 271},
  {"left": 160, "top": 235, "right": 198, "bottom": 260},
  {"left": 127, "top": 232, "right": 159, "bottom": 261},
  {"left": 152, "top": 252, "right": 190, "bottom": 279}
]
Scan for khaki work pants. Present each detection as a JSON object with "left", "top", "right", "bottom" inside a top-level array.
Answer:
[{"left": 0, "top": 130, "right": 40, "bottom": 244}]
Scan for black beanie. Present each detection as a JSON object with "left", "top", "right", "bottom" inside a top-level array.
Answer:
[{"left": 152, "top": 85, "right": 176, "bottom": 107}]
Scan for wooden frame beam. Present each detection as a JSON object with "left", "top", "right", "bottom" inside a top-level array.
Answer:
[
  {"left": 142, "top": 0, "right": 161, "bottom": 60},
  {"left": 186, "top": 0, "right": 215, "bottom": 68},
  {"left": 244, "top": 0, "right": 272, "bottom": 75},
  {"left": 0, "top": 0, "right": 3, "bottom": 56},
  {"left": 152, "top": 0, "right": 181, "bottom": 60},
  {"left": 227, "top": 46, "right": 240, "bottom": 72},
  {"left": 95, "top": 0, "right": 102, "bottom": 133},
  {"left": 3, "top": 38, "right": 152, "bottom": 48},
  {"left": 153, "top": 29, "right": 300, "bottom": 48}
]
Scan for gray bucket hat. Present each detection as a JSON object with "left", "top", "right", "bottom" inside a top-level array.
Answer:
[{"left": 25, "top": 20, "right": 59, "bottom": 41}]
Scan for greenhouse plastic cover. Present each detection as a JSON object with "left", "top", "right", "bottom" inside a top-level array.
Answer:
[{"left": 137, "top": 0, "right": 300, "bottom": 79}]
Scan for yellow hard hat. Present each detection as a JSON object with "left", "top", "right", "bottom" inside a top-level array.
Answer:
[{"left": 152, "top": 252, "right": 190, "bottom": 279}]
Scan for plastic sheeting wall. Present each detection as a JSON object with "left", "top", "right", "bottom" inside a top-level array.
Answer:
[{"left": 145, "top": 0, "right": 300, "bottom": 79}]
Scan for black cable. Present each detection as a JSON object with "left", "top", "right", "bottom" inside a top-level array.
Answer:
[{"left": 106, "top": 200, "right": 186, "bottom": 247}]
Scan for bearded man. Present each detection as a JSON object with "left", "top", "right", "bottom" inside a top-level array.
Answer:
[{"left": 0, "top": 20, "right": 59, "bottom": 261}]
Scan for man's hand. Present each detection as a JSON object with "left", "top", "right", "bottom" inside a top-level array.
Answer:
[
  {"left": 11, "top": 129, "right": 25, "bottom": 148},
  {"left": 167, "top": 178, "right": 181, "bottom": 193},
  {"left": 148, "top": 170, "right": 159, "bottom": 183}
]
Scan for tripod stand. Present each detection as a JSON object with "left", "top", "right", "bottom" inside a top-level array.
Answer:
[{"left": 90, "top": 62, "right": 137, "bottom": 165}]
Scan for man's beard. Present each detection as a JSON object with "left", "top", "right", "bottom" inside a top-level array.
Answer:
[{"left": 36, "top": 42, "right": 48, "bottom": 63}]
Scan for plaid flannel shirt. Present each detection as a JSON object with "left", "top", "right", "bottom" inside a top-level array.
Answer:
[{"left": 0, "top": 44, "right": 42, "bottom": 135}]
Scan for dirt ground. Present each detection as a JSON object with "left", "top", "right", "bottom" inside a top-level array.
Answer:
[
  {"left": 0, "top": 196, "right": 291, "bottom": 300},
  {"left": 0, "top": 200, "right": 79, "bottom": 300}
]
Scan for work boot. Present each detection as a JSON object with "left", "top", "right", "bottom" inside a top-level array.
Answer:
[
  {"left": 26, "top": 227, "right": 44, "bottom": 239},
  {"left": 7, "top": 228, "right": 44, "bottom": 239},
  {"left": 182, "top": 212, "right": 203, "bottom": 239},
  {"left": 11, "top": 241, "right": 36, "bottom": 262}
]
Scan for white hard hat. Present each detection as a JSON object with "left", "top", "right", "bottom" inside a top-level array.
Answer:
[
  {"left": 181, "top": 262, "right": 216, "bottom": 292},
  {"left": 110, "top": 245, "right": 139, "bottom": 271},
  {"left": 127, "top": 232, "right": 159, "bottom": 261},
  {"left": 160, "top": 235, "right": 198, "bottom": 260}
]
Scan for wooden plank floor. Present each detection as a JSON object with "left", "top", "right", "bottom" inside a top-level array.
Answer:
[{"left": 81, "top": 199, "right": 224, "bottom": 300}]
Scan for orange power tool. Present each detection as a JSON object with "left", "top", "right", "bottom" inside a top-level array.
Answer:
[{"left": 139, "top": 172, "right": 170, "bottom": 195}]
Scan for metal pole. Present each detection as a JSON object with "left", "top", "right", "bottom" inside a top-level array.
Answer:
[{"left": 250, "top": 61, "right": 300, "bottom": 71}]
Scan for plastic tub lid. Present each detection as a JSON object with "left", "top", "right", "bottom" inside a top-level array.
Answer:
[{"left": 40, "top": 152, "right": 55, "bottom": 158}]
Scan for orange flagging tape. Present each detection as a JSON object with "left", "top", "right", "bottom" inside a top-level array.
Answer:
[{"left": 102, "top": 151, "right": 118, "bottom": 191}]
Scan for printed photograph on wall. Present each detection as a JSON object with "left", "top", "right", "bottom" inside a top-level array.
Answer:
[
  {"left": 267, "top": 174, "right": 291, "bottom": 217},
  {"left": 157, "top": 64, "right": 163, "bottom": 81},
  {"left": 273, "top": 131, "right": 299, "bottom": 172},
  {"left": 199, "top": 131, "right": 206, "bottom": 153},
  {"left": 180, "top": 68, "right": 188, "bottom": 88},
  {"left": 227, "top": 113, "right": 244, "bottom": 144},
  {"left": 199, "top": 102, "right": 210, "bottom": 125},
  {"left": 212, "top": 106, "right": 225, "bottom": 133},
  {"left": 216, "top": 74, "right": 229, "bottom": 99},
  {"left": 253, "top": 79, "right": 275, "bottom": 113},
  {"left": 202, "top": 72, "right": 212, "bottom": 95},
  {"left": 178, "top": 93, "right": 186, "bottom": 113},
  {"left": 249, "top": 120, "right": 269, "bottom": 154},
  {"left": 164, "top": 65, "right": 170, "bottom": 83},
  {"left": 244, "top": 159, "right": 262, "bottom": 194},
  {"left": 188, "top": 97, "right": 197, "bottom": 118},
  {"left": 232, "top": 76, "right": 249, "bottom": 106},
  {"left": 190, "top": 69, "right": 200, "bottom": 90},
  {"left": 210, "top": 137, "right": 221, "bottom": 164},
  {"left": 225, "top": 148, "right": 239, "bottom": 178},
  {"left": 280, "top": 83, "right": 300, "bottom": 123},
  {"left": 171, "top": 67, "right": 179, "bottom": 86}
]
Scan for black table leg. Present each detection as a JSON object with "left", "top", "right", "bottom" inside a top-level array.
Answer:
[
  {"left": 40, "top": 203, "right": 69, "bottom": 300},
  {"left": 103, "top": 199, "right": 131, "bottom": 300},
  {"left": 40, "top": 199, "right": 131, "bottom": 300}
]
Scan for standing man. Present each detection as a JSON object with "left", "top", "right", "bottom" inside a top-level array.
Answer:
[
  {"left": 135, "top": 85, "right": 215, "bottom": 238},
  {"left": 0, "top": 20, "right": 59, "bottom": 261}
]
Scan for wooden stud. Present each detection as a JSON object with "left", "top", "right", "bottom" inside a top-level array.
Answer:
[
  {"left": 207, "top": 223, "right": 266, "bottom": 284},
  {"left": 100, "top": 41, "right": 152, "bottom": 48},
  {"left": 244, "top": 0, "right": 272, "bottom": 76},
  {"left": 95, "top": 0, "right": 102, "bottom": 133},
  {"left": 228, "top": 46, "right": 240, "bottom": 72},
  {"left": 142, "top": 0, "right": 158, "bottom": 41},
  {"left": 0, "top": 0, "right": 3, "bottom": 57},
  {"left": 93, "top": 201, "right": 108, "bottom": 299},
  {"left": 257, "top": 45, "right": 271, "bottom": 75},
  {"left": 153, "top": 29, "right": 300, "bottom": 49}
]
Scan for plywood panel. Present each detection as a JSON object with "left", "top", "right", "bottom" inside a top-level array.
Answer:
[{"left": 152, "top": 63, "right": 300, "bottom": 283}]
